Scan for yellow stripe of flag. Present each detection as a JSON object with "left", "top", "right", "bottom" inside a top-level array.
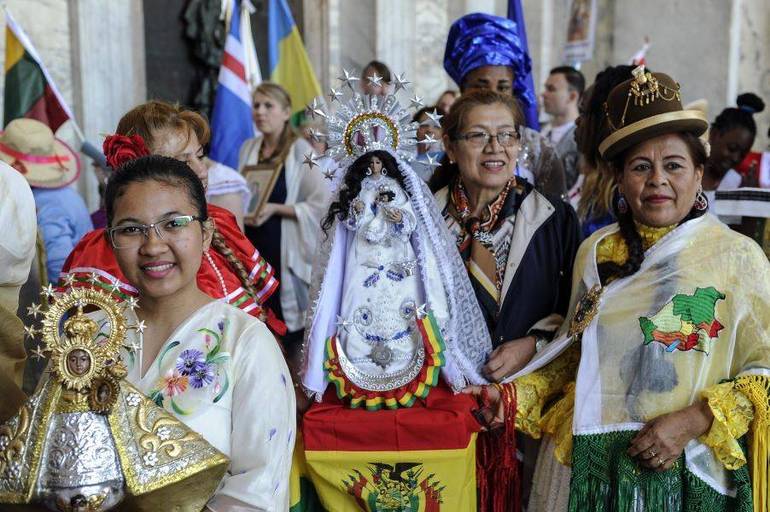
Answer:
[{"left": 5, "top": 28, "right": 25, "bottom": 71}]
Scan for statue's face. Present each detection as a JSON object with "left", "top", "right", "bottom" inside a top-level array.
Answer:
[
  {"left": 66, "top": 349, "right": 91, "bottom": 376},
  {"left": 370, "top": 156, "right": 384, "bottom": 177}
]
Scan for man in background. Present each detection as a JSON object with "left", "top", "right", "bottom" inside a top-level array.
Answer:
[{"left": 541, "top": 66, "right": 584, "bottom": 189}]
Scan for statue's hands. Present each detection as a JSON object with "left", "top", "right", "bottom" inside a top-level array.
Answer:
[{"left": 385, "top": 208, "right": 403, "bottom": 223}]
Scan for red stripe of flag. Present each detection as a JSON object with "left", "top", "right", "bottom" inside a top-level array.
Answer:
[{"left": 222, "top": 51, "right": 246, "bottom": 81}]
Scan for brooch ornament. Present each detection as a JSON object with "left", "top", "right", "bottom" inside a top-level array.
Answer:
[{"left": 568, "top": 285, "right": 603, "bottom": 338}]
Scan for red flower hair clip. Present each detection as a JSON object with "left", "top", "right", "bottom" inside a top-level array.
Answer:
[{"left": 103, "top": 134, "right": 150, "bottom": 170}]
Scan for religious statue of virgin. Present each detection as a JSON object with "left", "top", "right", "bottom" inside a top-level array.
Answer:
[{"left": 302, "top": 75, "right": 493, "bottom": 410}]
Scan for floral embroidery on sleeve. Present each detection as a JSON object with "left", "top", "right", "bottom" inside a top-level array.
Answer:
[{"left": 149, "top": 318, "right": 232, "bottom": 416}]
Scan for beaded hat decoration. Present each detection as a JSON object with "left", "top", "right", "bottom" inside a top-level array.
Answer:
[
  {"left": 599, "top": 65, "right": 708, "bottom": 159},
  {"left": 304, "top": 69, "right": 429, "bottom": 178}
]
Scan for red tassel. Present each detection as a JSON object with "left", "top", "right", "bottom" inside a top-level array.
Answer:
[{"left": 476, "top": 383, "right": 520, "bottom": 512}]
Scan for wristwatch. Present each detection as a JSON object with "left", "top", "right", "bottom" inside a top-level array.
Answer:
[{"left": 529, "top": 329, "right": 553, "bottom": 353}]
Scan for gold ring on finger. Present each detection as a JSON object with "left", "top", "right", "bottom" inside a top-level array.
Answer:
[{"left": 657, "top": 457, "right": 665, "bottom": 467}]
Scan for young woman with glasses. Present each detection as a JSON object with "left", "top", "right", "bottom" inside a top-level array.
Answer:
[{"left": 104, "top": 155, "right": 295, "bottom": 511}]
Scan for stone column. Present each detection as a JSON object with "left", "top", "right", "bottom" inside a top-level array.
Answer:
[
  {"left": 736, "top": 0, "right": 770, "bottom": 148},
  {"left": 68, "top": 0, "right": 147, "bottom": 210},
  {"left": 303, "top": 0, "right": 331, "bottom": 93},
  {"left": 412, "top": 0, "right": 450, "bottom": 103}
]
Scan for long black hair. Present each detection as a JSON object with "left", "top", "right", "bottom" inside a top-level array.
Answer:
[
  {"left": 105, "top": 155, "right": 207, "bottom": 226},
  {"left": 321, "top": 150, "right": 406, "bottom": 233},
  {"left": 597, "top": 131, "right": 708, "bottom": 284}
]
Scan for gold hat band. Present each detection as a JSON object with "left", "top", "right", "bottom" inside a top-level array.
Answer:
[{"left": 599, "top": 109, "right": 708, "bottom": 158}]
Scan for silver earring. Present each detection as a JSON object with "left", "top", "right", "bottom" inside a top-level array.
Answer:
[
  {"left": 617, "top": 194, "right": 628, "bottom": 214},
  {"left": 365, "top": 166, "right": 373, "bottom": 176},
  {"left": 381, "top": 168, "right": 387, "bottom": 176}
]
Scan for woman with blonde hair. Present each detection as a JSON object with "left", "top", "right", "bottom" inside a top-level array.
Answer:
[
  {"left": 60, "top": 100, "right": 284, "bottom": 334},
  {"left": 239, "top": 82, "right": 330, "bottom": 346}
]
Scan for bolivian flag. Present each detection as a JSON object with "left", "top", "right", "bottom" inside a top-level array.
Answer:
[
  {"left": 291, "top": 386, "right": 480, "bottom": 511},
  {"left": 4, "top": 10, "right": 72, "bottom": 130},
  {"left": 267, "top": 0, "right": 321, "bottom": 123}
]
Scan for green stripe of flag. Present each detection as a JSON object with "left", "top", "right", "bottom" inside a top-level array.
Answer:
[{"left": 4, "top": 51, "right": 45, "bottom": 126}]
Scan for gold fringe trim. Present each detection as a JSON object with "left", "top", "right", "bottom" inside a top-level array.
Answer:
[
  {"left": 540, "top": 382, "right": 576, "bottom": 466},
  {"left": 735, "top": 374, "right": 770, "bottom": 512}
]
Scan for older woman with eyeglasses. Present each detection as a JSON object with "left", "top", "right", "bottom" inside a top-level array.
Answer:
[
  {"left": 429, "top": 89, "right": 580, "bottom": 507},
  {"left": 430, "top": 89, "right": 580, "bottom": 388}
]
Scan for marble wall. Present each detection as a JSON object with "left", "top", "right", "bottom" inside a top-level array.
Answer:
[
  {"left": 1, "top": 0, "right": 767, "bottom": 212},
  {"left": 302, "top": 0, "right": 770, "bottom": 148}
]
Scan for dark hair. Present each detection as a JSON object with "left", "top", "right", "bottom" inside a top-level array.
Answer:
[
  {"left": 428, "top": 89, "right": 523, "bottom": 193},
  {"left": 378, "top": 190, "right": 396, "bottom": 202},
  {"left": 550, "top": 66, "right": 585, "bottom": 97},
  {"left": 412, "top": 105, "right": 446, "bottom": 123},
  {"left": 362, "top": 60, "right": 392, "bottom": 83},
  {"left": 712, "top": 93, "right": 765, "bottom": 139},
  {"left": 105, "top": 155, "right": 207, "bottom": 226},
  {"left": 597, "top": 131, "right": 708, "bottom": 283},
  {"left": 580, "top": 65, "right": 637, "bottom": 169},
  {"left": 321, "top": 150, "right": 406, "bottom": 232}
]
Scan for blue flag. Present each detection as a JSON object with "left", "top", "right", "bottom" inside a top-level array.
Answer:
[
  {"left": 210, "top": 0, "right": 255, "bottom": 169},
  {"left": 507, "top": 0, "right": 539, "bottom": 130}
]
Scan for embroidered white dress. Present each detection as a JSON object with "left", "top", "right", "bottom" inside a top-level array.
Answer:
[
  {"left": 340, "top": 176, "right": 424, "bottom": 372},
  {"left": 336, "top": 175, "right": 426, "bottom": 378},
  {"left": 117, "top": 301, "right": 295, "bottom": 511}
]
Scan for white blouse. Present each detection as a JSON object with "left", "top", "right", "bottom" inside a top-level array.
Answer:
[{"left": 118, "top": 301, "right": 295, "bottom": 511}]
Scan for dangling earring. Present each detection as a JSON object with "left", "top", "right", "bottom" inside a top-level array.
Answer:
[
  {"left": 381, "top": 168, "right": 387, "bottom": 176},
  {"left": 617, "top": 194, "right": 629, "bottom": 214},
  {"left": 694, "top": 187, "right": 709, "bottom": 211},
  {"left": 365, "top": 166, "right": 373, "bottom": 176}
]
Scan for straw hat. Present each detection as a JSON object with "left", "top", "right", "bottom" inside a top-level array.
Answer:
[
  {"left": 0, "top": 118, "right": 80, "bottom": 188},
  {"left": 599, "top": 66, "right": 708, "bottom": 160}
]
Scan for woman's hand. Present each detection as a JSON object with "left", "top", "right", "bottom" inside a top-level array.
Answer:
[
  {"left": 463, "top": 384, "right": 504, "bottom": 430},
  {"left": 627, "top": 401, "right": 714, "bottom": 471},
  {"left": 256, "top": 203, "right": 279, "bottom": 226},
  {"left": 353, "top": 199, "right": 365, "bottom": 214},
  {"left": 483, "top": 336, "right": 537, "bottom": 382},
  {"left": 385, "top": 208, "right": 403, "bottom": 223}
]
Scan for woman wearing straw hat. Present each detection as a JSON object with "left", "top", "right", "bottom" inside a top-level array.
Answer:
[
  {"left": 467, "top": 67, "right": 770, "bottom": 511},
  {"left": 0, "top": 118, "right": 92, "bottom": 284}
]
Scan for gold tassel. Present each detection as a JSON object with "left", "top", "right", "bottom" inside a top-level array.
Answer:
[{"left": 735, "top": 375, "right": 770, "bottom": 512}]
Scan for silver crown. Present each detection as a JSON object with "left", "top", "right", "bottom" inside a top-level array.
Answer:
[{"left": 305, "top": 69, "right": 427, "bottom": 174}]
